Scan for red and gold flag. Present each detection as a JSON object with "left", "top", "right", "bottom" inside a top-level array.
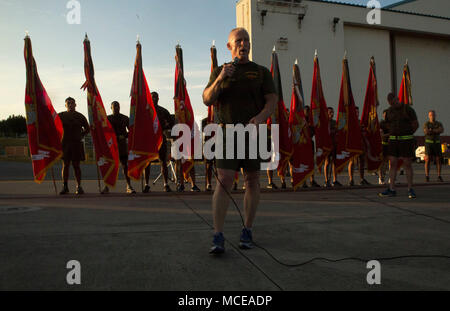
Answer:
[
  {"left": 396, "top": 61, "right": 413, "bottom": 170},
  {"left": 310, "top": 54, "right": 332, "bottom": 171},
  {"left": 267, "top": 49, "right": 292, "bottom": 177},
  {"left": 207, "top": 43, "right": 218, "bottom": 124},
  {"left": 335, "top": 57, "right": 363, "bottom": 173},
  {"left": 290, "top": 60, "right": 314, "bottom": 190},
  {"left": 127, "top": 40, "right": 163, "bottom": 180},
  {"left": 361, "top": 57, "right": 382, "bottom": 172},
  {"left": 399, "top": 62, "right": 412, "bottom": 106},
  {"left": 174, "top": 44, "right": 195, "bottom": 180},
  {"left": 24, "top": 35, "right": 63, "bottom": 183},
  {"left": 81, "top": 35, "right": 119, "bottom": 187}
]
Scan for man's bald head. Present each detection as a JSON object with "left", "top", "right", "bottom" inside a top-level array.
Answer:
[
  {"left": 228, "top": 27, "right": 249, "bottom": 43},
  {"left": 227, "top": 27, "right": 250, "bottom": 63}
]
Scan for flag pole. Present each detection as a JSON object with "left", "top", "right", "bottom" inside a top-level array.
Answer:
[
  {"left": 93, "top": 148, "right": 102, "bottom": 193},
  {"left": 51, "top": 166, "right": 57, "bottom": 196}
]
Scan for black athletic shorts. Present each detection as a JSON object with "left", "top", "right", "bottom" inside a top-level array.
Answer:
[
  {"left": 425, "top": 143, "right": 442, "bottom": 157},
  {"left": 62, "top": 141, "right": 85, "bottom": 162},
  {"left": 388, "top": 138, "right": 415, "bottom": 158}
]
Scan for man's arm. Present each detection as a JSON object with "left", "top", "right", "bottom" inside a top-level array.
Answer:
[
  {"left": 248, "top": 93, "right": 277, "bottom": 125},
  {"left": 202, "top": 64, "right": 234, "bottom": 106},
  {"left": 435, "top": 122, "right": 444, "bottom": 134},
  {"left": 82, "top": 116, "right": 90, "bottom": 138}
]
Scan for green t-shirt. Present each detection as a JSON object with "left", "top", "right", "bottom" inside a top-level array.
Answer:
[
  {"left": 423, "top": 121, "right": 443, "bottom": 143},
  {"left": 206, "top": 61, "right": 276, "bottom": 125},
  {"left": 385, "top": 105, "right": 417, "bottom": 136}
]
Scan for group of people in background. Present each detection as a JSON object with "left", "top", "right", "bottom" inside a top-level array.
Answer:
[{"left": 55, "top": 92, "right": 445, "bottom": 198}]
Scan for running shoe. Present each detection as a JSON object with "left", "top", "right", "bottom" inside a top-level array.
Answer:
[
  {"left": 239, "top": 228, "right": 253, "bottom": 250},
  {"left": 209, "top": 232, "right": 225, "bottom": 254},
  {"left": 101, "top": 186, "right": 109, "bottom": 194},
  {"left": 59, "top": 185, "right": 69, "bottom": 195},
  {"left": 143, "top": 185, "right": 151, "bottom": 193},
  {"left": 360, "top": 179, "right": 371, "bottom": 186},
  {"left": 176, "top": 184, "right": 185, "bottom": 192},
  {"left": 408, "top": 188, "right": 416, "bottom": 199},
  {"left": 378, "top": 188, "right": 396, "bottom": 197},
  {"left": 438, "top": 176, "right": 443, "bottom": 182},
  {"left": 191, "top": 185, "right": 201, "bottom": 192},
  {"left": 332, "top": 180, "right": 342, "bottom": 187},
  {"left": 266, "top": 183, "right": 278, "bottom": 189},
  {"left": 311, "top": 180, "right": 320, "bottom": 188},
  {"left": 126, "top": 186, "right": 136, "bottom": 194},
  {"left": 75, "top": 186, "right": 84, "bottom": 195},
  {"left": 164, "top": 184, "right": 172, "bottom": 192}
]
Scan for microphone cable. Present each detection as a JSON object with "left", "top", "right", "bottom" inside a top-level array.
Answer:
[{"left": 207, "top": 165, "right": 450, "bottom": 268}]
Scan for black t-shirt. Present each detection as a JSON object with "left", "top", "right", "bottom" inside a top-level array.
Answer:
[
  {"left": 107, "top": 113, "right": 129, "bottom": 139},
  {"left": 206, "top": 61, "right": 276, "bottom": 125},
  {"left": 385, "top": 105, "right": 418, "bottom": 136},
  {"left": 155, "top": 105, "right": 173, "bottom": 131},
  {"left": 58, "top": 111, "right": 89, "bottom": 144}
]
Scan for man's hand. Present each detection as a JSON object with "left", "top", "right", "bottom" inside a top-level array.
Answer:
[
  {"left": 249, "top": 93, "right": 278, "bottom": 125},
  {"left": 203, "top": 63, "right": 235, "bottom": 106},
  {"left": 217, "top": 63, "right": 235, "bottom": 81}
]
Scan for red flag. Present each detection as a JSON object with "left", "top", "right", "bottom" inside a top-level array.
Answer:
[
  {"left": 399, "top": 62, "right": 412, "bottom": 106},
  {"left": 207, "top": 43, "right": 218, "bottom": 124},
  {"left": 174, "top": 45, "right": 195, "bottom": 180},
  {"left": 361, "top": 57, "right": 382, "bottom": 172},
  {"left": 127, "top": 40, "right": 163, "bottom": 180},
  {"left": 335, "top": 58, "right": 363, "bottom": 173},
  {"left": 266, "top": 50, "right": 292, "bottom": 177},
  {"left": 396, "top": 61, "right": 413, "bottom": 170},
  {"left": 290, "top": 60, "right": 314, "bottom": 190},
  {"left": 310, "top": 54, "right": 332, "bottom": 171},
  {"left": 81, "top": 35, "right": 119, "bottom": 187},
  {"left": 24, "top": 35, "right": 63, "bottom": 183}
]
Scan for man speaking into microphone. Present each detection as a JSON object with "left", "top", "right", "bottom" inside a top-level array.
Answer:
[{"left": 202, "top": 28, "right": 277, "bottom": 254}]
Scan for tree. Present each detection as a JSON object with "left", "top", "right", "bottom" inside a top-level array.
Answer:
[{"left": 0, "top": 115, "right": 27, "bottom": 137}]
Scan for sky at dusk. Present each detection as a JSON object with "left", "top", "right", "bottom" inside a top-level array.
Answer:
[{"left": 0, "top": 0, "right": 400, "bottom": 122}]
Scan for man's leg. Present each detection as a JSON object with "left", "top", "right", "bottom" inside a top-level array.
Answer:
[
  {"left": 161, "top": 158, "right": 169, "bottom": 185},
  {"left": 402, "top": 157, "right": 413, "bottom": 190},
  {"left": 389, "top": 157, "right": 398, "bottom": 191},
  {"left": 324, "top": 158, "right": 330, "bottom": 185},
  {"left": 205, "top": 161, "right": 213, "bottom": 188},
  {"left": 359, "top": 155, "right": 365, "bottom": 180},
  {"left": 348, "top": 159, "right": 354, "bottom": 184},
  {"left": 425, "top": 155, "right": 430, "bottom": 179},
  {"left": 143, "top": 164, "right": 151, "bottom": 192},
  {"left": 212, "top": 168, "right": 235, "bottom": 233},
  {"left": 123, "top": 162, "right": 131, "bottom": 187},
  {"left": 243, "top": 170, "right": 260, "bottom": 229},
  {"left": 332, "top": 162, "right": 338, "bottom": 184},
  {"left": 73, "top": 161, "right": 81, "bottom": 186},
  {"left": 437, "top": 156, "right": 442, "bottom": 178},
  {"left": 62, "top": 160, "right": 70, "bottom": 184}
]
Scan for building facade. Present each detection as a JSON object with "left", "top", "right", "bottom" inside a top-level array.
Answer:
[{"left": 236, "top": 0, "right": 450, "bottom": 134}]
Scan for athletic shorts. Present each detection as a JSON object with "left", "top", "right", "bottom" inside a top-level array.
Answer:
[
  {"left": 388, "top": 139, "right": 415, "bottom": 159},
  {"left": 62, "top": 141, "right": 85, "bottom": 162},
  {"left": 215, "top": 128, "right": 263, "bottom": 172},
  {"left": 117, "top": 137, "right": 128, "bottom": 165},
  {"left": 425, "top": 143, "right": 442, "bottom": 157},
  {"left": 158, "top": 136, "right": 169, "bottom": 163}
]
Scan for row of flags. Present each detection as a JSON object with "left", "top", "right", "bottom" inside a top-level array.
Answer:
[
  {"left": 24, "top": 34, "right": 413, "bottom": 189},
  {"left": 266, "top": 49, "right": 413, "bottom": 190},
  {"left": 24, "top": 35, "right": 193, "bottom": 187}
]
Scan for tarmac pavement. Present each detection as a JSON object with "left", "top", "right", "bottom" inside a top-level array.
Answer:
[{"left": 0, "top": 161, "right": 449, "bottom": 290}]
